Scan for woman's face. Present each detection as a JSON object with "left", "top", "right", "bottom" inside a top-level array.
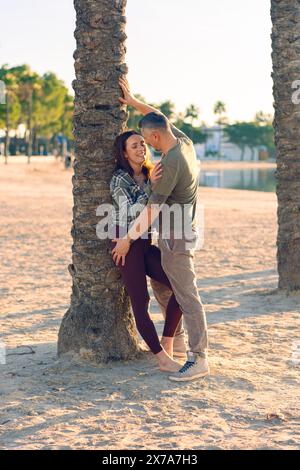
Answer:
[{"left": 124, "top": 134, "right": 147, "bottom": 168}]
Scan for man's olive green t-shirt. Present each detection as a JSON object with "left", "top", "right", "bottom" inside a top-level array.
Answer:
[{"left": 148, "top": 124, "right": 199, "bottom": 232}]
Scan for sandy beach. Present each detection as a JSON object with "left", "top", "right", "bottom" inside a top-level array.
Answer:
[{"left": 0, "top": 158, "right": 299, "bottom": 450}]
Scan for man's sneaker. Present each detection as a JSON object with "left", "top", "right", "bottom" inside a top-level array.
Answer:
[{"left": 169, "top": 352, "right": 210, "bottom": 382}]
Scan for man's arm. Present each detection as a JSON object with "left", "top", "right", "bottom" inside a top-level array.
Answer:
[
  {"left": 169, "top": 123, "right": 191, "bottom": 141},
  {"left": 127, "top": 204, "right": 160, "bottom": 241},
  {"left": 119, "top": 77, "right": 190, "bottom": 141},
  {"left": 119, "top": 77, "right": 159, "bottom": 116}
]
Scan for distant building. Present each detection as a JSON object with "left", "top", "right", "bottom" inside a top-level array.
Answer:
[{"left": 194, "top": 125, "right": 263, "bottom": 162}]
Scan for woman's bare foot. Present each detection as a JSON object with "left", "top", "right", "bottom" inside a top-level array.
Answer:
[
  {"left": 156, "top": 349, "right": 182, "bottom": 372},
  {"left": 160, "top": 336, "right": 174, "bottom": 358}
]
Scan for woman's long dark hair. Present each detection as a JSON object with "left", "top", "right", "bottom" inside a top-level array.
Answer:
[{"left": 112, "top": 130, "right": 154, "bottom": 179}]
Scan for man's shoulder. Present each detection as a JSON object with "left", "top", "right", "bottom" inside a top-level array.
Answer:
[{"left": 165, "top": 138, "right": 194, "bottom": 164}]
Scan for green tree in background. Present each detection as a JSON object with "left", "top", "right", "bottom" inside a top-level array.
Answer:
[
  {"left": 14, "top": 65, "right": 42, "bottom": 163},
  {"left": 214, "top": 101, "right": 228, "bottom": 125},
  {"left": 159, "top": 100, "right": 176, "bottom": 119},
  {"left": 60, "top": 94, "right": 74, "bottom": 141},
  {"left": 224, "top": 118, "right": 275, "bottom": 161},
  {"left": 174, "top": 119, "right": 207, "bottom": 144},
  {"left": 0, "top": 64, "right": 74, "bottom": 161},
  {"left": 126, "top": 93, "right": 146, "bottom": 129},
  {"left": 174, "top": 104, "right": 207, "bottom": 144},
  {"left": 0, "top": 66, "right": 21, "bottom": 163},
  {"left": 254, "top": 111, "right": 275, "bottom": 159},
  {"left": 223, "top": 122, "right": 256, "bottom": 160},
  {"left": 0, "top": 64, "right": 273, "bottom": 163},
  {"left": 36, "top": 72, "right": 72, "bottom": 156},
  {"left": 213, "top": 101, "right": 228, "bottom": 159},
  {"left": 184, "top": 104, "right": 200, "bottom": 125}
]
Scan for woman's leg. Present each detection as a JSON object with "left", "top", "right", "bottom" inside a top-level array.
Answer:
[
  {"left": 112, "top": 238, "right": 162, "bottom": 355},
  {"left": 150, "top": 278, "right": 185, "bottom": 338},
  {"left": 111, "top": 238, "right": 181, "bottom": 372},
  {"left": 145, "top": 244, "right": 183, "bottom": 355}
]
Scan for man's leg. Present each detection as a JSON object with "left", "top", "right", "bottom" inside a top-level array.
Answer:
[
  {"left": 158, "top": 237, "right": 209, "bottom": 361},
  {"left": 159, "top": 236, "right": 210, "bottom": 381}
]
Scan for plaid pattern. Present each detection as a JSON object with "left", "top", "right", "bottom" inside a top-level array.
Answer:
[{"left": 110, "top": 168, "right": 152, "bottom": 228}]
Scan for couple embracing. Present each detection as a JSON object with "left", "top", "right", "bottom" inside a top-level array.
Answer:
[{"left": 110, "top": 77, "right": 209, "bottom": 382}]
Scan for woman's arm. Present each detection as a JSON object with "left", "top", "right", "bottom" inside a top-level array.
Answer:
[{"left": 119, "top": 77, "right": 158, "bottom": 116}]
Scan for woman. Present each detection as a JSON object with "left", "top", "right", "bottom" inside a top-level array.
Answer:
[{"left": 110, "top": 130, "right": 182, "bottom": 373}]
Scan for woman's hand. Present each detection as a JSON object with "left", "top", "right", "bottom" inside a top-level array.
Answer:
[
  {"left": 150, "top": 161, "right": 163, "bottom": 185},
  {"left": 119, "top": 76, "right": 135, "bottom": 106},
  {"left": 112, "top": 237, "right": 131, "bottom": 266}
]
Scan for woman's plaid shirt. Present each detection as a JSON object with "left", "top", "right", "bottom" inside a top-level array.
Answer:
[{"left": 110, "top": 168, "right": 152, "bottom": 229}]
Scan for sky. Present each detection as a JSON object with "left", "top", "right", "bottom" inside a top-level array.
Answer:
[{"left": 0, "top": 0, "right": 273, "bottom": 125}]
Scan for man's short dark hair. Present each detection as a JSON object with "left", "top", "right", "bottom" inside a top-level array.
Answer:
[{"left": 138, "top": 112, "right": 170, "bottom": 131}]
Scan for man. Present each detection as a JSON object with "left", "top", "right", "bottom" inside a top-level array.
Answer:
[{"left": 113, "top": 77, "right": 209, "bottom": 381}]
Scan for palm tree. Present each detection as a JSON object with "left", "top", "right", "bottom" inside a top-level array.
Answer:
[
  {"left": 271, "top": 0, "right": 300, "bottom": 290},
  {"left": 0, "top": 68, "right": 20, "bottom": 163},
  {"left": 17, "top": 67, "right": 42, "bottom": 163},
  {"left": 213, "top": 101, "right": 227, "bottom": 160},
  {"left": 58, "top": 0, "right": 140, "bottom": 362}
]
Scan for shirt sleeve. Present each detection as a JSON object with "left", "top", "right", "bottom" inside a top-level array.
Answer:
[{"left": 148, "top": 157, "right": 180, "bottom": 205}]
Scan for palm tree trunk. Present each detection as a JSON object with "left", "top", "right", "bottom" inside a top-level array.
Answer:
[
  {"left": 58, "top": 0, "right": 140, "bottom": 362},
  {"left": 271, "top": 0, "right": 300, "bottom": 291},
  {"left": 32, "top": 127, "right": 38, "bottom": 155}
]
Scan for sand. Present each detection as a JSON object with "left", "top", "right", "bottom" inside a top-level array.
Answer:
[{"left": 0, "top": 157, "right": 299, "bottom": 450}]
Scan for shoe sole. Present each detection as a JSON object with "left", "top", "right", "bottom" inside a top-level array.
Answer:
[{"left": 169, "top": 369, "right": 210, "bottom": 382}]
